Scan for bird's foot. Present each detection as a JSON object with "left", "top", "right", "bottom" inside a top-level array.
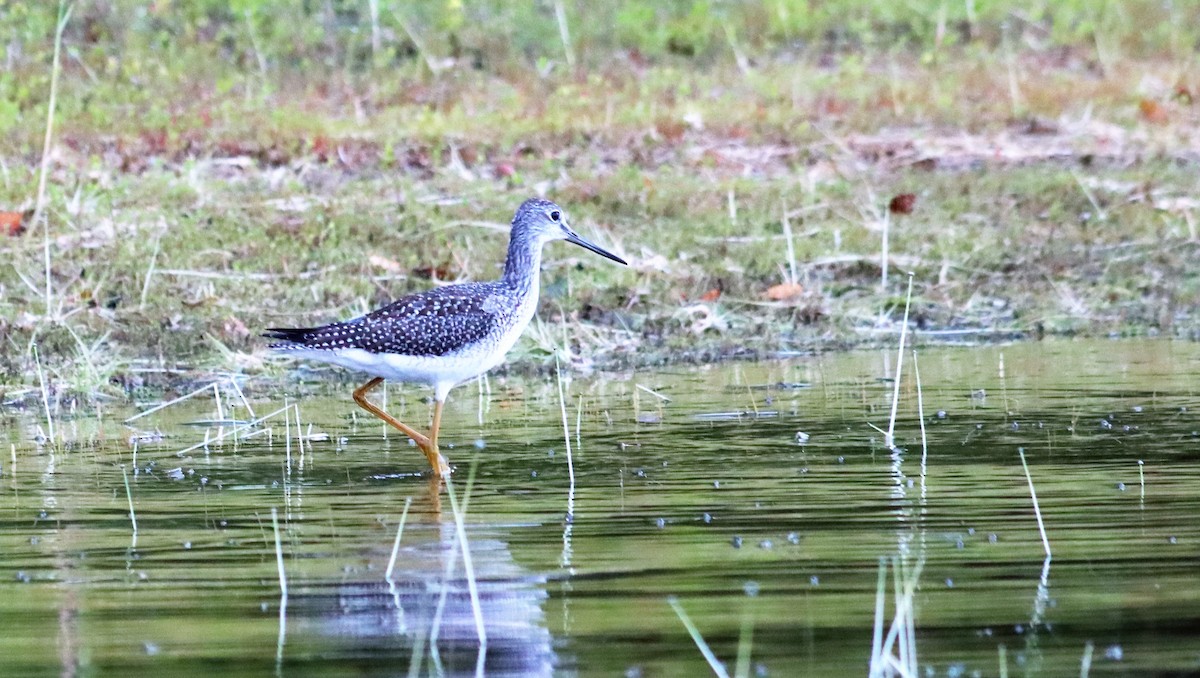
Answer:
[{"left": 419, "top": 444, "right": 451, "bottom": 479}]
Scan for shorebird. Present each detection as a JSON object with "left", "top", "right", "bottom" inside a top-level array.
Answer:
[{"left": 265, "top": 198, "right": 627, "bottom": 477}]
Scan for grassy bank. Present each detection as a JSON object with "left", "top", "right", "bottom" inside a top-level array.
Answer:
[{"left": 1, "top": 1, "right": 1199, "bottom": 401}]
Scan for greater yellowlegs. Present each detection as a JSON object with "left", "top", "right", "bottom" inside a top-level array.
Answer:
[{"left": 265, "top": 198, "right": 627, "bottom": 477}]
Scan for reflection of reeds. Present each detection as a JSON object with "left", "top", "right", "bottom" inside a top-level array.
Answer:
[
  {"left": 869, "top": 556, "right": 922, "bottom": 678},
  {"left": 444, "top": 462, "right": 487, "bottom": 673},
  {"left": 271, "top": 507, "right": 288, "bottom": 671},
  {"left": 385, "top": 497, "right": 414, "bottom": 581}
]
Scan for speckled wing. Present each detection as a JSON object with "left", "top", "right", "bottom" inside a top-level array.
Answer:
[{"left": 265, "top": 283, "right": 507, "bottom": 357}]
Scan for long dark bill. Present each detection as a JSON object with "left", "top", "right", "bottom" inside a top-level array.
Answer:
[{"left": 565, "top": 231, "right": 628, "bottom": 265}]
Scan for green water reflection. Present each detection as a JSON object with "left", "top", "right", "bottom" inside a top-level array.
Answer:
[{"left": 1, "top": 340, "right": 1198, "bottom": 676}]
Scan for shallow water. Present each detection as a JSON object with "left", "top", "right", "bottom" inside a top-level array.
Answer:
[{"left": 2, "top": 339, "right": 1199, "bottom": 677}]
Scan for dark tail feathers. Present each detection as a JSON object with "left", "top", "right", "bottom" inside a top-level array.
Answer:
[{"left": 263, "top": 327, "right": 313, "bottom": 345}]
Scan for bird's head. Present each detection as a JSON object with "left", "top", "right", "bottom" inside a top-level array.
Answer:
[{"left": 512, "top": 198, "right": 627, "bottom": 265}]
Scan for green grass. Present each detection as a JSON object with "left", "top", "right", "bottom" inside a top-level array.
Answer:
[{"left": 1, "top": 1, "right": 1199, "bottom": 400}]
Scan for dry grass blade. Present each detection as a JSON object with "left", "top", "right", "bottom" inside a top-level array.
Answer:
[
  {"left": 1080, "top": 640, "right": 1094, "bottom": 678},
  {"left": 32, "top": 343, "right": 55, "bottom": 445},
  {"left": 121, "top": 464, "right": 137, "bottom": 538},
  {"left": 125, "top": 381, "right": 219, "bottom": 424},
  {"left": 885, "top": 274, "right": 915, "bottom": 448},
  {"left": 34, "top": 1, "right": 74, "bottom": 319},
  {"left": 1018, "top": 447, "right": 1052, "bottom": 558},
  {"left": 271, "top": 507, "right": 287, "bottom": 597},
  {"left": 668, "top": 596, "right": 730, "bottom": 678}
]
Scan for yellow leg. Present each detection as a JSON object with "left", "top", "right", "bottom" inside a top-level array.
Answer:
[{"left": 352, "top": 377, "right": 451, "bottom": 477}]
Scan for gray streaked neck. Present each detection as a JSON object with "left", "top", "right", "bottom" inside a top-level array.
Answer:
[{"left": 502, "top": 228, "right": 543, "bottom": 295}]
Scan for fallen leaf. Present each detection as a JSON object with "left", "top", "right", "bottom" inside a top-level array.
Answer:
[
  {"left": 368, "top": 254, "right": 402, "bottom": 272},
  {"left": 655, "top": 118, "right": 686, "bottom": 142},
  {"left": 1, "top": 211, "right": 25, "bottom": 236},
  {"left": 1139, "top": 99, "right": 1168, "bottom": 124},
  {"left": 699, "top": 288, "right": 721, "bottom": 302},
  {"left": 888, "top": 193, "right": 917, "bottom": 215},
  {"left": 765, "top": 282, "right": 803, "bottom": 301}
]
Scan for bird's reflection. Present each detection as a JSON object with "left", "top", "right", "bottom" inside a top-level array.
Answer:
[{"left": 286, "top": 516, "right": 554, "bottom": 677}]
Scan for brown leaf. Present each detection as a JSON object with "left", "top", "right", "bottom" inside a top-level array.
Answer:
[
  {"left": 655, "top": 118, "right": 686, "bottom": 142},
  {"left": 1139, "top": 99, "right": 1168, "bottom": 124},
  {"left": 1, "top": 211, "right": 25, "bottom": 236},
  {"left": 765, "top": 282, "right": 803, "bottom": 301},
  {"left": 888, "top": 193, "right": 917, "bottom": 215}
]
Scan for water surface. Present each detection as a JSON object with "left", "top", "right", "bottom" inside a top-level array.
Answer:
[{"left": 2, "top": 339, "right": 1198, "bottom": 676}]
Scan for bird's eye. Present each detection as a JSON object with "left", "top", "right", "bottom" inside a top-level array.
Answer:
[{"left": 549, "top": 210, "right": 560, "bottom": 222}]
